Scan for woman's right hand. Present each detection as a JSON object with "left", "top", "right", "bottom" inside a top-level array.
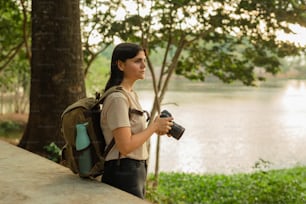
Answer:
[{"left": 152, "top": 116, "right": 174, "bottom": 136}]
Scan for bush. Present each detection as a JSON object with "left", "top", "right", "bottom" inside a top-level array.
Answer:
[
  {"left": 43, "top": 142, "right": 61, "bottom": 163},
  {"left": 0, "top": 120, "right": 23, "bottom": 137},
  {"left": 146, "top": 166, "right": 306, "bottom": 204}
]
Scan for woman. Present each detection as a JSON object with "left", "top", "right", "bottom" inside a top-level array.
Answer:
[{"left": 100, "top": 42, "right": 173, "bottom": 199}]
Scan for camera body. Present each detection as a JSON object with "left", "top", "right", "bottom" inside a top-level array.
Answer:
[{"left": 160, "top": 110, "right": 185, "bottom": 140}]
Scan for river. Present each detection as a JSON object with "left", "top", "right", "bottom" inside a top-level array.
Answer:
[{"left": 135, "top": 79, "right": 306, "bottom": 174}]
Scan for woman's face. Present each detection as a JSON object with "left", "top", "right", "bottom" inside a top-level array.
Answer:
[{"left": 118, "top": 50, "right": 146, "bottom": 81}]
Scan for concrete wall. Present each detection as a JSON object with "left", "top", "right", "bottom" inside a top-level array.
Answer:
[{"left": 0, "top": 140, "right": 151, "bottom": 204}]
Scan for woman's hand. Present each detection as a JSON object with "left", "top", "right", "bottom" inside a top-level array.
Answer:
[
  {"left": 152, "top": 116, "right": 174, "bottom": 136},
  {"left": 113, "top": 115, "right": 174, "bottom": 155}
]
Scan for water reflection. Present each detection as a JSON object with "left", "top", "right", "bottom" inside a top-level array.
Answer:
[
  {"left": 137, "top": 79, "right": 306, "bottom": 174},
  {"left": 280, "top": 80, "right": 306, "bottom": 139},
  {"left": 282, "top": 80, "right": 306, "bottom": 111}
]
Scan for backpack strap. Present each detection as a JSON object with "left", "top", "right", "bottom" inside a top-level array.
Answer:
[
  {"left": 93, "top": 86, "right": 126, "bottom": 108},
  {"left": 102, "top": 138, "right": 115, "bottom": 158},
  {"left": 96, "top": 86, "right": 130, "bottom": 159},
  {"left": 129, "top": 109, "right": 150, "bottom": 122}
]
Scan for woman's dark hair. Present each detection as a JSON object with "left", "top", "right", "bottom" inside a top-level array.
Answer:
[{"left": 104, "top": 43, "right": 144, "bottom": 91}]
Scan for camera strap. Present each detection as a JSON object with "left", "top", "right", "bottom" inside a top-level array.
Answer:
[{"left": 129, "top": 108, "right": 151, "bottom": 122}]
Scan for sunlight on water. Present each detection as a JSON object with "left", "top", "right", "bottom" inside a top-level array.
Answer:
[
  {"left": 280, "top": 80, "right": 306, "bottom": 138},
  {"left": 281, "top": 80, "right": 306, "bottom": 110}
]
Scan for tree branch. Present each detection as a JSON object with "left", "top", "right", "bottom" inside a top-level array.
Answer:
[
  {"left": 160, "top": 35, "right": 186, "bottom": 101},
  {"left": 0, "top": 42, "right": 24, "bottom": 72},
  {"left": 83, "top": 43, "right": 111, "bottom": 77}
]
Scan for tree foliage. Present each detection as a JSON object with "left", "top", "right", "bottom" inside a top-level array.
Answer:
[
  {"left": 112, "top": 0, "right": 305, "bottom": 85},
  {"left": 0, "top": 0, "right": 31, "bottom": 113},
  {"left": 0, "top": 1, "right": 26, "bottom": 72},
  {"left": 80, "top": 0, "right": 118, "bottom": 76}
]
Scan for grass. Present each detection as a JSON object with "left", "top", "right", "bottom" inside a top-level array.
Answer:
[{"left": 146, "top": 166, "right": 306, "bottom": 204}]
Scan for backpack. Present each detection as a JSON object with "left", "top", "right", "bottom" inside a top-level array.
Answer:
[{"left": 60, "top": 86, "right": 127, "bottom": 178}]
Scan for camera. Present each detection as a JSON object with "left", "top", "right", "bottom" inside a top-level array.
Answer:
[{"left": 160, "top": 110, "right": 185, "bottom": 140}]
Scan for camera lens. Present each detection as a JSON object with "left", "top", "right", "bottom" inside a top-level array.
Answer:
[
  {"left": 160, "top": 110, "right": 185, "bottom": 140},
  {"left": 169, "top": 122, "right": 185, "bottom": 140}
]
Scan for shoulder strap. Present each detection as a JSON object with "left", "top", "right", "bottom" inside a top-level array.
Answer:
[
  {"left": 102, "top": 138, "right": 115, "bottom": 158},
  {"left": 93, "top": 86, "right": 128, "bottom": 108},
  {"left": 97, "top": 86, "right": 128, "bottom": 158}
]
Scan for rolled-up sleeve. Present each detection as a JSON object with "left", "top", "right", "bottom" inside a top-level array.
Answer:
[{"left": 106, "top": 94, "right": 130, "bottom": 131}]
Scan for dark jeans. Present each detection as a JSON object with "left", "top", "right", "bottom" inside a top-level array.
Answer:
[{"left": 102, "top": 158, "right": 147, "bottom": 199}]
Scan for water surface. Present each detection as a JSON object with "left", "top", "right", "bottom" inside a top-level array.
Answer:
[{"left": 136, "top": 79, "right": 306, "bottom": 174}]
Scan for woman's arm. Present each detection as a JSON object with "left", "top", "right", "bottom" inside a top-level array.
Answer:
[{"left": 113, "top": 116, "right": 173, "bottom": 155}]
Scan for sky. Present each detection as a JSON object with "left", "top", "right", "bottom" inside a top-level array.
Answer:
[{"left": 276, "top": 24, "right": 306, "bottom": 47}]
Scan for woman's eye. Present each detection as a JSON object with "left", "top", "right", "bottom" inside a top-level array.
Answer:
[{"left": 136, "top": 59, "right": 145, "bottom": 63}]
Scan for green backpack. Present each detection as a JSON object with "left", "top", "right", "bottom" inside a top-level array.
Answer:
[{"left": 60, "top": 86, "right": 126, "bottom": 178}]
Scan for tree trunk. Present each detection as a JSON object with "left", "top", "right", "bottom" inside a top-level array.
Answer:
[{"left": 18, "top": 0, "right": 85, "bottom": 156}]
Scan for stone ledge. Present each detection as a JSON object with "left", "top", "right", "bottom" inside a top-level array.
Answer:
[{"left": 0, "top": 140, "right": 150, "bottom": 204}]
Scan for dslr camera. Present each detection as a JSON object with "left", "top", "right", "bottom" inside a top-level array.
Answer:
[{"left": 160, "top": 110, "right": 185, "bottom": 140}]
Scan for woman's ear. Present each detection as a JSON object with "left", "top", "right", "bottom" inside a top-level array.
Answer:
[{"left": 117, "top": 60, "right": 124, "bottom": 71}]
